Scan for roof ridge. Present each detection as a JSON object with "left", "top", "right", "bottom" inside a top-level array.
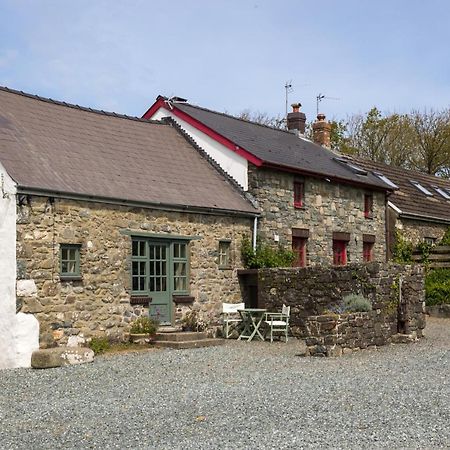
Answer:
[
  {"left": 177, "top": 100, "right": 300, "bottom": 135},
  {"left": 0, "top": 85, "right": 163, "bottom": 125},
  {"left": 163, "top": 116, "right": 258, "bottom": 211}
]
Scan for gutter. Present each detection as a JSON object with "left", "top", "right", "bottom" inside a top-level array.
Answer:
[
  {"left": 16, "top": 186, "right": 260, "bottom": 219},
  {"left": 398, "top": 211, "right": 450, "bottom": 225}
]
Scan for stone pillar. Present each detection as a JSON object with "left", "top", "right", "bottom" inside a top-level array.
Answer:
[{"left": 312, "top": 113, "right": 331, "bottom": 149}]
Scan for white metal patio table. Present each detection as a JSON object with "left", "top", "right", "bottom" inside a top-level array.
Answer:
[{"left": 237, "top": 308, "right": 267, "bottom": 341}]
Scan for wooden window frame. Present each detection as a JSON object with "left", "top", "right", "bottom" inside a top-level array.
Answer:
[
  {"left": 131, "top": 239, "right": 189, "bottom": 296},
  {"left": 292, "top": 236, "right": 307, "bottom": 268},
  {"left": 333, "top": 240, "right": 347, "bottom": 266},
  {"left": 218, "top": 240, "right": 231, "bottom": 269},
  {"left": 364, "top": 193, "right": 373, "bottom": 219},
  {"left": 294, "top": 181, "right": 304, "bottom": 208},
  {"left": 60, "top": 244, "right": 81, "bottom": 280},
  {"left": 363, "top": 241, "right": 374, "bottom": 262}
]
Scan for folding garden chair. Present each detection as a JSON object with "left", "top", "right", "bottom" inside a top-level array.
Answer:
[
  {"left": 264, "top": 304, "right": 290, "bottom": 343},
  {"left": 222, "top": 302, "right": 245, "bottom": 339}
]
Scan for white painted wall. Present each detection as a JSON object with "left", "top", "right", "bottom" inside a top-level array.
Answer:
[
  {"left": 151, "top": 108, "right": 249, "bottom": 190},
  {"left": 0, "top": 164, "right": 39, "bottom": 369}
]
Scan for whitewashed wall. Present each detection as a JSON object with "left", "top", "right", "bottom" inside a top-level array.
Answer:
[
  {"left": 0, "top": 164, "right": 39, "bottom": 369},
  {"left": 151, "top": 108, "right": 249, "bottom": 190}
]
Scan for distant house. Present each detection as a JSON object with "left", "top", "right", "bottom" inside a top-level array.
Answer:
[
  {"left": 352, "top": 158, "right": 450, "bottom": 250},
  {"left": 0, "top": 87, "right": 257, "bottom": 368},
  {"left": 144, "top": 98, "right": 393, "bottom": 266}
]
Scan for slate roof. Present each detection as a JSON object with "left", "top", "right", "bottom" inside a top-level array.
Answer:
[
  {"left": 354, "top": 157, "right": 450, "bottom": 223},
  {"left": 162, "top": 100, "right": 391, "bottom": 191},
  {"left": 0, "top": 87, "right": 257, "bottom": 215}
]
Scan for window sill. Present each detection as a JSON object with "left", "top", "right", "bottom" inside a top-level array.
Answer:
[
  {"left": 219, "top": 266, "right": 233, "bottom": 270},
  {"left": 130, "top": 296, "right": 152, "bottom": 305},
  {"left": 173, "top": 295, "right": 194, "bottom": 304},
  {"left": 59, "top": 276, "right": 82, "bottom": 282},
  {"left": 294, "top": 205, "right": 305, "bottom": 210}
]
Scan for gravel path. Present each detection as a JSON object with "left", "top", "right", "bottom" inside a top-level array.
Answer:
[{"left": 0, "top": 317, "right": 449, "bottom": 450}]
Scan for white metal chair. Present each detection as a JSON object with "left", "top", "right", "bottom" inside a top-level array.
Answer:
[
  {"left": 222, "top": 302, "right": 245, "bottom": 339},
  {"left": 264, "top": 304, "right": 290, "bottom": 343}
]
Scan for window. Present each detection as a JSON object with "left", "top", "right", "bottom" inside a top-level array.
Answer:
[
  {"left": 363, "top": 242, "right": 374, "bottom": 262},
  {"left": 424, "top": 237, "right": 437, "bottom": 245},
  {"left": 410, "top": 180, "right": 433, "bottom": 196},
  {"left": 333, "top": 240, "right": 347, "bottom": 266},
  {"left": 131, "top": 239, "right": 189, "bottom": 295},
  {"left": 373, "top": 172, "right": 398, "bottom": 188},
  {"left": 294, "top": 181, "right": 304, "bottom": 208},
  {"left": 364, "top": 193, "right": 373, "bottom": 219},
  {"left": 218, "top": 240, "right": 231, "bottom": 268},
  {"left": 292, "top": 237, "right": 307, "bottom": 267},
  {"left": 173, "top": 242, "right": 188, "bottom": 291},
  {"left": 433, "top": 186, "right": 450, "bottom": 200},
  {"left": 60, "top": 244, "right": 81, "bottom": 278}
]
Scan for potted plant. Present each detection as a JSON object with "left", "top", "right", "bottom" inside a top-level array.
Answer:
[
  {"left": 129, "top": 316, "right": 159, "bottom": 344},
  {"left": 181, "top": 310, "right": 207, "bottom": 332}
]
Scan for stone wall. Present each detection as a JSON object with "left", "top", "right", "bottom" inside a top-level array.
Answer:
[
  {"left": 302, "top": 312, "right": 396, "bottom": 357},
  {"left": 242, "top": 263, "right": 425, "bottom": 350},
  {"left": 248, "top": 165, "right": 387, "bottom": 265},
  {"left": 396, "top": 217, "right": 448, "bottom": 245},
  {"left": 16, "top": 196, "right": 252, "bottom": 347}
]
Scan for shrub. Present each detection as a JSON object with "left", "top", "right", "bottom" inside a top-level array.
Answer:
[
  {"left": 439, "top": 227, "right": 450, "bottom": 246},
  {"left": 342, "top": 294, "right": 372, "bottom": 313},
  {"left": 392, "top": 230, "right": 413, "bottom": 263},
  {"left": 181, "top": 310, "right": 207, "bottom": 332},
  {"left": 425, "top": 268, "right": 450, "bottom": 306},
  {"left": 130, "top": 317, "right": 158, "bottom": 335},
  {"left": 88, "top": 336, "right": 110, "bottom": 355},
  {"left": 241, "top": 236, "right": 296, "bottom": 269}
]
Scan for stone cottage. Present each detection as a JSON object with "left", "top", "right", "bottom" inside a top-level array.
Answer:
[
  {"left": 0, "top": 87, "right": 257, "bottom": 368},
  {"left": 351, "top": 158, "right": 450, "bottom": 250},
  {"left": 144, "top": 98, "right": 393, "bottom": 266}
]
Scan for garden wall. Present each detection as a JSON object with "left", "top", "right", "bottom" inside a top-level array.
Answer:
[{"left": 239, "top": 262, "right": 425, "bottom": 354}]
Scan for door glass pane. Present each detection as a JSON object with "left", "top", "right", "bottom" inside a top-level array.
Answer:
[
  {"left": 161, "top": 277, "right": 167, "bottom": 291},
  {"left": 139, "top": 278, "right": 145, "bottom": 291},
  {"left": 150, "top": 278, "right": 155, "bottom": 291},
  {"left": 155, "top": 277, "right": 161, "bottom": 291},
  {"left": 139, "top": 241, "right": 146, "bottom": 256}
]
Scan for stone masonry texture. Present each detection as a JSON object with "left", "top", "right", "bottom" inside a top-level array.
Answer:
[
  {"left": 251, "top": 263, "right": 425, "bottom": 353},
  {"left": 247, "top": 165, "right": 387, "bottom": 265},
  {"left": 16, "top": 196, "right": 252, "bottom": 347}
]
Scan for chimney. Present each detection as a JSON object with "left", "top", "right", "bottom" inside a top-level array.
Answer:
[
  {"left": 312, "top": 113, "right": 331, "bottom": 149},
  {"left": 287, "top": 103, "right": 306, "bottom": 135}
]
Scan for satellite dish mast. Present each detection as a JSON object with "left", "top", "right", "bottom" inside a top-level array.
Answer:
[{"left": 316, "top": 93, "right": 340, "bottom": 116}]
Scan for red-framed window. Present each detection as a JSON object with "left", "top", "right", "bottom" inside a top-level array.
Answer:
[
  {"left": 333, "top": 240, "right": 347, "bottom": 266},
  {"left": 294, "top": 182, "right": 304, "bottom": 208},
  {"left": 364, "top": 194, "right": 373, "bottom": 219},
  {"left": 363, "top": 242, "right": 374, "bottom": 262},
  {"left": 292, "top": 237, "right": 307, "bottom": 267}
]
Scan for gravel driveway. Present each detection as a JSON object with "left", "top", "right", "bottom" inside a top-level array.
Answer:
[{"left": 0, "top": 317, "right": 449, "bottom": 450}]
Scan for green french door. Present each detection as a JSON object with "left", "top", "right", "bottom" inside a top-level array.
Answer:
[
  {"left": 148, "top": 242, "right": 170, "bottom": 324},
  {"left": 132, "top": 238, "right": 189, "bottom": 325}
]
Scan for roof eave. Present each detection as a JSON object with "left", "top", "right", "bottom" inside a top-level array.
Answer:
[
  {"left": 397, "top": 210, "right": 450, "bottom": 225},
  {"left": 16, "top": 186, "right": 259, "bottom": 218}
]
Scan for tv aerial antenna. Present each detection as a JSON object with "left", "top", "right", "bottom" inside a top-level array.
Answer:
[{"left": 316, "top": 93, "right": 340, "bottom": 116}]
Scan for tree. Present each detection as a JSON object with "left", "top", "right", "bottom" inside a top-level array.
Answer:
[{"left": 237, "top": 109, "right": 285, "bottom": 129}]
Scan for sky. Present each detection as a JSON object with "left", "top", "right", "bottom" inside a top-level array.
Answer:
[{"left": 1, "top": 0, "right": 450, "bottom": 122}]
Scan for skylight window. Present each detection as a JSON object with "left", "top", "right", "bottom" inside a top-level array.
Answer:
[
  {"left": 410, "top": 181, "right": 433, "bottom": 196},
  {"left": 373, "top": 172, "right": 398, "bottom": 189},
  {"left": 334, "top": 158, "right": 367, "bottom": 176},
  {"left": 433, "top": 186, "right": 450, "bottom": 200}
]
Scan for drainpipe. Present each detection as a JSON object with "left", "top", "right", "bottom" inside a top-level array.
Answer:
[{"left": 252, "top": 217, "right": 258, "bottom": 251}]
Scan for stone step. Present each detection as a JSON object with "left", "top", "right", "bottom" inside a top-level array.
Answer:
[
  {"left": 157, "top": 326, "right": 181, "bottom": 333},
  {"left": 155, "top": 338, "right": 225, "bottom": 350},
  {"left": 155, "top": 331, "right": 208, "bottom": 342}
]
